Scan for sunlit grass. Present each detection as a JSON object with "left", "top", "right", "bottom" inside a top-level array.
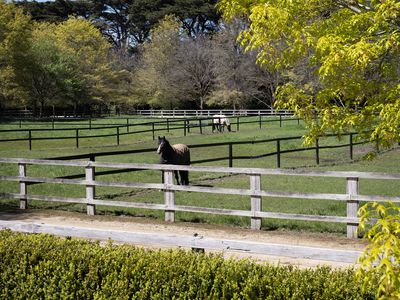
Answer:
[{"left": 0, "top": 115, "right": 399, "bottom": 235}]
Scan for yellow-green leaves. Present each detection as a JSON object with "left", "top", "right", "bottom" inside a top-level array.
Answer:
[
  {"left": 133, "top": 15, "right": 183, "bottom": 108},
  {"left": 218, "top": 0, "right": 400, "bottom": 147},
  {"left": 0, "top": 1, "right": 32, "bottom": 106},
  {"left": 357, "top": 201, "right": 400, "bottom": 299}
]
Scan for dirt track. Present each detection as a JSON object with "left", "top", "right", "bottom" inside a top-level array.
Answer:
[{"left": 0, "top": 209, "right": 367, "bottom": 269}]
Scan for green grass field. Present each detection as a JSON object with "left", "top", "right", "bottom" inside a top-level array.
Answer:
[{"left": 1, "top": 115, "right": 399, "bottom": 235}]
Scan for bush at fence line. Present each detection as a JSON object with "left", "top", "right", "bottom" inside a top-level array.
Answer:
[{"left": 0, "top": 230, "right": 377, "bottom": 299}]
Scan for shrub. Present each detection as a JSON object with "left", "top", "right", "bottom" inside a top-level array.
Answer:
[{"left": 0, "top": 230, "right": 376, "bottom": 299}]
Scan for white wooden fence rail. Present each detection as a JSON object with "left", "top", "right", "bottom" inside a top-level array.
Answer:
[
  {"left": 1, "top": 158, "right": 400, "bottom": 238},
  {"left": 136, "top": 109, "right": 293, "bottom": 117}
]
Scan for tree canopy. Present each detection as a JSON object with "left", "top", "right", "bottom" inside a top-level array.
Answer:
[
  {"left": 1, "top": 0, "right": 282, "bottom": 114},
  {"left": 218, "top": 0, "right": 400, "bottom": 147},
  {"left": 0, "top": 1, "right": 32, "bottom": 109},
  {"left": 17, "top": 0, "right": 221, "bottom": 51}
]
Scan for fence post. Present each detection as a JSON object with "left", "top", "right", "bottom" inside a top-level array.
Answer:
[
  {"left": 279, "top": 115, "right": 282, "bottom": 127},
  {"left": 250, "top": 174, "right": 262, "bottom": 230},
  {"left": 76, "top": 129, "right": 79, "bottom": 148},
  {"left": 228, "top": 143, "right": 233, "bottom": 167},
  {"left": 346, "top": 177, "right": 359, "bottom": 238},
  {"left": 315, "top": 138, "right": 319, "bottom": 165},
  {"left": 237, "top": 117, "right": 240, "bottom": 131},
  {"left": 89, "top": 117, "right": 92, "bottom": 130},
  {"left": 349, "top": 133, "right": 353, "bottom": 160},
  {"left": 28, "top": 130, "right": 32, "bottom": 151},
  {"left": 116, "top": 127, "right": 120, "bottom": 145},
  {"left": 276, "top": 139, "right": 281, "bottom": 168},
  {"left": 164, "top": 170, "right": 175, "bottom": 222},
  {"left": 19, "top": 163, "right": 27, "bottom": 209},
  {"left": 86, "top": 164, "right": 96, "bottom": 216},
  {"left": 187, "top": 120, "right": 190, "bottom": 133},
  {"left": 183, "top": 120, "right": 187, "bottom": 136},
  {"left": 152, "top": 123, "right": 155, "bottom": 140},
  {"left": 126, "top": 118, "right": 129, "bottom": 133},
  {"left": 259, "top": 115, "right": 262, "bottom": 129},
  {"left": 199, "top": 119, "right": 202, "bottom": 134},
  {"left": 19, "top": 119, "right": 22, "bottom": 128}
]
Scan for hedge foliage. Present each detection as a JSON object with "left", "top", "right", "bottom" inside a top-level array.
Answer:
[{"left": 0, "top": 230, "right": 376, "bottom": 299}]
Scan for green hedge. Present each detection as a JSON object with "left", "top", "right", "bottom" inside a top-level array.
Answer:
[{"left": 0, "top": 230, "right": 375, "bottom": 299}]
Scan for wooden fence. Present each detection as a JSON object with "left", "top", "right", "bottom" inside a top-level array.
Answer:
[
  {"left": 135, "top": 109, "right": 293, "bottom": 117},
  {"left": 0, "top": 115, "right": 300, "bottom": 150},
  {"left": 48, "top": 132, "right": 370, "bottom": 173},
  {"left": 0, "top": 108, "right": 293, "bottom": 118},
  {"left": 1, "top": 158, "right": 400, "bottom": 238}
]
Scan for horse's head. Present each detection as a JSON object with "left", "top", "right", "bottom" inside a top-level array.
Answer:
[{"left": 157, "top": 136, "right": 169, "bottom": 154}]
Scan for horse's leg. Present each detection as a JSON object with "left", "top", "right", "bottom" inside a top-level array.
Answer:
[
  {"left": 174, "top": 170, "right": 180, "bottom": 185},
  {"left": 185, "top": 171, "right": 189, "bottom": 185},
  {"left": 180, "top": 171, "right": 189, "bottom": 185}
]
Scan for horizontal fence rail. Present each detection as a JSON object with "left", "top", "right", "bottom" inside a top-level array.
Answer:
[
  {"left": 47, "top": 132, "right": 373, "bottom": 171},
  {"left": 1, "top": 158, "right": 399, "bottom": 238},
  {"left": 0, "top": 109, "right": 293, "bottom": 119},
  {"left": 135, "top": 109, "right": 294, "bottom": 117}
]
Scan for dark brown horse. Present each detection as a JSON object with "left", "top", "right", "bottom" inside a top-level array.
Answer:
[{"left": 157, "top": 136, "right": 190, "bottom": 185}]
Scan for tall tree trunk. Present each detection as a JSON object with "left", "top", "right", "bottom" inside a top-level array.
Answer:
[
  {"left": 73, "top": 102, "right": 77, "bottom": 117},
  {"left": 40, "top": 100, "right": 44, "bottom": 118},
  {"left": 32, "top": 101, "right": 37, "bottom": 117}
]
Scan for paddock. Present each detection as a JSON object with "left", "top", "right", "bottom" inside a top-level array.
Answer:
[
  {"left": 1, "top": 114, "right": 399, "bottom": 237},
  {"left": 1, "top": 157, "right": 400, "bottom": 239}
]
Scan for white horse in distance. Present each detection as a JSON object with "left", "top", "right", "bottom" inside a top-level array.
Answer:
[{"left": 212, "top": 115, "right": 231, "bottom": 132}]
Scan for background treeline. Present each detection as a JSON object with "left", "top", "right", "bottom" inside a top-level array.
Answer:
[{"left": 0, "top": 0, "right": 282, "bottom": 116}]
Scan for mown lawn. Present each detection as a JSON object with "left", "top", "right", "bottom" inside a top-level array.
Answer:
[{"left": 1, "top": 115, "right": 399, "bottom": 235}]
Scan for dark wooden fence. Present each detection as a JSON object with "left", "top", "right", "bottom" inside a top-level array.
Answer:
[
  {"left": 40, "top": 132, "right": 374, "bottom": 182},
  {"left": 0, "top": 115, "right": 301, "bottom": 150}
]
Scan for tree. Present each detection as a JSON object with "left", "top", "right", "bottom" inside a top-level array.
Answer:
[
  {"left": 18, "top": 0, "right": 221, "bottom": 51},
  {"left": 207, "top": 22, "right": 281, "bottom": 109},
  {"left": 16, "top": 0, "right": 92, "bottom": 23},
  {"left": 172, "top": 35, "right": 216, "bottom": 109},
  {"left": 218, "top": 0, "right": 400, "bottom": 147},
  {"left": 88, "top": 0, "right": 160, "bottom": 50},
  {"left": 133, "top": 15, "right": 183, "bottom": 109},
  {"left": 28, "top": 22, "right": 84, "bottom": 116},
  {"left": 53, "top": 17, "right": 125, "bottom": 113},
  {"left": 160, "top": 0, "right": 220, "bottom": 36},
  {"left": 0, "top": 1, "right": 32, "bottom": 110}
]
